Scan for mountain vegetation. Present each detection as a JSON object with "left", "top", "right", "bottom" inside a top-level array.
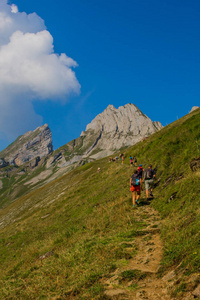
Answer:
[{"left": 0, "top": 108, "right": 200, "bottom": 299}]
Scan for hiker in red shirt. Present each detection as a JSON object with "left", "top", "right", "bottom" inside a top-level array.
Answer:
[
  {"left": 130, "top": 169, "right": 143, "bottom": 207},
  {"left": 137, "top": 164, "right": 144, "bottom": 179}
]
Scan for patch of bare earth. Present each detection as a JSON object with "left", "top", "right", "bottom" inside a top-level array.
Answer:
[{"left": 102, "top": 205, "right": 195, "bottom": 299}]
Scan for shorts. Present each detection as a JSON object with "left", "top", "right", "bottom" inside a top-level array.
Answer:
[
  {"left": 145, "top": 179, "right": 154, "bottom": 190},
  {"left": 130, "top": 185, "right": 141, "bottom": 192}
]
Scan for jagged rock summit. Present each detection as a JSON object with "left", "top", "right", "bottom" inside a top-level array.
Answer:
[
  {"left": 0, "top": 124, "right": 53, "bottom": 167},
  {"left": 80, "top": 103, "right": 163, "bottom": 158},
  {"left": 50, "top": 103, "right": 163, "bottom": 170}
]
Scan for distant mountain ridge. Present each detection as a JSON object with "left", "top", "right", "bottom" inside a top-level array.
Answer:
[
  {"left": 0, "top": 124, "right": 53, "bottom": 167},
  {"left": 0, "top": 103, "right": 163, "bottom": 171}
]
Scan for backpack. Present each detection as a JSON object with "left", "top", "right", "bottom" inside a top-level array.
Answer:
[
  {"left": 138, "top": 167, "right": 143, "bottom": 176},
  {"left": 144, "top": 168, "right": 152, "bottom": 179},
  {"left": 134, "top": 157, "right": 137, "bottom": 162},
  {"left": 131, "top": 175, "right": 140, "bottom": 186}
]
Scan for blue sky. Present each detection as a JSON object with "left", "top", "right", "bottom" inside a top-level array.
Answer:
[{"left": 0, "top": 0, "right": 199, "bottom": 151}]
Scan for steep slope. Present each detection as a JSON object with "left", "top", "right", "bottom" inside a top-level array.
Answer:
[{"left": 0, "top": 107, "right": 200, "bottom": 299}]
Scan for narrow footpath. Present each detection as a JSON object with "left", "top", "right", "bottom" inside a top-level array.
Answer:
[{"left": 102, "top": 205, "right": 173, "bottom": 299}]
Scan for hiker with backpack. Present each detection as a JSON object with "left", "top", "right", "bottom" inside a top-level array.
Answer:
[
  {"left": 120, "top": 153, "right": 124, "bottom": 164},
  {"left": 130, "top": 169, "right": 143, "bottom": 207},
  {"left": 138, "top": 164, "right": 143, "bottom": 179},
  {"left": 133, "top": 156, "right": 137, "bottom": 166},
  {"left": 143, "top": 164, "right": 156, "bottom": 200},
  {"left": 130, "top": 156, "right": 133, "bottom": 166}
]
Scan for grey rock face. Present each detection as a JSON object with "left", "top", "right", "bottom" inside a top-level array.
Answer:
[
  {"left": 81, "top": 103, "right": 163, "bottom": 157},
  {"left": 1, "top": 124, "right": 53, "bottom": 166},
  {"left": 29, "top": 156, "right": 41, "bottom": 169},
  {"left": 46, "top": 151, "right": 68, "bottom": 169},
  {"left": 59, "top": 103, "right": 163, "bottom": 167}
]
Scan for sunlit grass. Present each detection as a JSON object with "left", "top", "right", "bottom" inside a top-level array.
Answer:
[{"left": 0, "top": 108, "right": 200, "bottom": 298}]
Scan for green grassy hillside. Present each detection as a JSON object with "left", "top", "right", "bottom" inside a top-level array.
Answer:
[
  {"left": 0, "top": 108, "right": 200, "bottom": 299},
  {"left": 0, "top": 162, "right": 51, "bottom": 209}
]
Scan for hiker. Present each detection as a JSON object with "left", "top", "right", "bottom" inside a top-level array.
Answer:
[
  {"left": 130, "top": 169, "right": 142, "bottom": 207},
  {"left": 120, "top": 153, "right": 124, "bottom": 164},
  {"left": 143, "top": 164, "right": 156, "bottom": 200},
  {"left": 138, "top": 164, "right": 144, "bottom": 179},
  {"left": 130, "top": 156, "right": 133, "bottom": 166},
  {"left": 133, "top": 156, "right": 137, "bottom": 166}
]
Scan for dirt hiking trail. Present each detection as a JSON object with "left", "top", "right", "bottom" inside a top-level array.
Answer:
[{"left": 102, "top": 205, "right": 180, "bottom": 300}]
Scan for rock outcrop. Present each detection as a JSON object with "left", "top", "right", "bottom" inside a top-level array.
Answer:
[
  {"left": 82, "top": 104, "right": 162, "bottom": 157},
  {"left": 0, "top": 124, "right": 53, "bottom": 166},
  {"left": 58, "top": 103, "right": 163, "bottom": 165}
]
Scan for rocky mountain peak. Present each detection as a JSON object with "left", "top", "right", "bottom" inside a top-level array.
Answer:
[
  {"left": 71, "top": 103, "right": 163, "bottom": 161},
  {"left": 106, "top": 104, "right": 115, "bottom": 110},
  {"left": 85, "top": 103, "right": 162, "bottom": 136},
  {"left": 0, "top": 124, "right": 53, "bottom": 167}
]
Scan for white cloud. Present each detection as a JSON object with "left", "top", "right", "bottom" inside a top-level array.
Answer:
[
  {"left": 0, "top": 30, "right": 80, "bottom": 98},
  {"left": 11, "top": 4, "right": 18, "bottom": 13},
  {"left": 0, "top": 1, "right": 80, "bottom": 143}
]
